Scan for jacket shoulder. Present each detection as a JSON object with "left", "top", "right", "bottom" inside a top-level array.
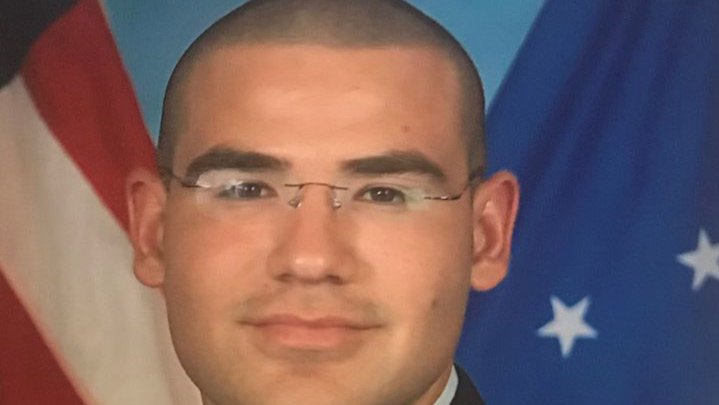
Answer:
[{"left": 450, "top": 366, "right": 486, "bottom": 405}]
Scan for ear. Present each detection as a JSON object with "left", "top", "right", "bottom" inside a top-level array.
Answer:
[
  {"left": 470, "top": 170, "right": 520, "bottom": 291},
  {"left": 126, "top": 167, "right": 167, "bottom": 289}
]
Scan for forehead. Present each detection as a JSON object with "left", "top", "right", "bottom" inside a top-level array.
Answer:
[{"left": 175, "top": 44, "right": 466, "bottom": 176}]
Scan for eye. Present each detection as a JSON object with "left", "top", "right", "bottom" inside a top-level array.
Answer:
[
  {"left": 217, "top": 182, "right": 276, "bottom": 200},
  {"left": 357, "top": 186, "right": 407, "bottom": 204}
]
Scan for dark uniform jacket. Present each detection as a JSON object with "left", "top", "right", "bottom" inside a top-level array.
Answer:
[{"left": 450, "top": 366, "right": 486, "bottom": 405}]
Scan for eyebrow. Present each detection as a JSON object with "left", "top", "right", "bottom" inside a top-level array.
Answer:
[
  {"left": 183, "top": 147, "right": 290, "bottom": 180},
  {"left": 340, "top": 150, "right": 447, "bottom": 182}
]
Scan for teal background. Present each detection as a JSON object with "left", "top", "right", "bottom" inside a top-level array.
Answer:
[{"left": 102, "top": 1, "right": 544, "bottom": 140}]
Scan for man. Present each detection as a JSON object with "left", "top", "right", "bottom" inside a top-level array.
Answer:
[{"left": 126, "top": 0, "right": 519, "bottom": 404}]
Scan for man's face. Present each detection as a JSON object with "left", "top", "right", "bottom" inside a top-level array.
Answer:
[{"left": 132, "top": 44, "right": 510, "bottom": 405}]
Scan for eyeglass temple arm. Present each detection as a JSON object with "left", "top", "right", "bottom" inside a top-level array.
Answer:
[
  {"left": 158, "top": 166, "right": 201, "bottom": 188},
  {"left": 423, "top": 166, "right": 483, "bottom": 201}
]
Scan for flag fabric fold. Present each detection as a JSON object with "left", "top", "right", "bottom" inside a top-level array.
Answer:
[
  {"left": 457, "top": 0, "right": 719, "bottom": 403},
  {"left": 0, "top": 1, "right": 199, "bottom": 404}
]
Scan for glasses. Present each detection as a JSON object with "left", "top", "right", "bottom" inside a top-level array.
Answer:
[{"left": 159, "top": 167, "right": 480, "bottom": 221}]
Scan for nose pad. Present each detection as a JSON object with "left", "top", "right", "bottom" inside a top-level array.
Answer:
[{"left": 286, "top": 182, "right": 345, "bottom": 210}]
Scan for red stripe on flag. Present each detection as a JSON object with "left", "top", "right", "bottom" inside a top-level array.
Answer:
[
  {"left": 0, "top": 269, "right": 85, "bottom": 405},
  {"left": 6, "top": 0, "right": 158, "bottom": 401},
  {"left": 21, "top": 0, "right": 156, "bottom": 233}
]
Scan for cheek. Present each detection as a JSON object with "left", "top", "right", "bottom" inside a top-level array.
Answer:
[
  {"left": 357, "top": 211, "right": 474, "bottom": 320},
  {"left": 353, "top": 215, "right": 473, "bottom": 379},
  {"left": 161, "top": 210, "right": 274, "bottom": 325}
]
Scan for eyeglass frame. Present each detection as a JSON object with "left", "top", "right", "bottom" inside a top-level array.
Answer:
[{"left": 157, "top": 165, "right": 484, "bottom": 209}]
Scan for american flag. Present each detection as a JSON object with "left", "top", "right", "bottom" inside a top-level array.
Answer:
[{"left": 0, "top": 0, "right": 197, "bottom": 403}]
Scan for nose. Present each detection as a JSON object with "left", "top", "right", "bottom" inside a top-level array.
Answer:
[{"left": 267, "top": 184, "right": 355, "bottom": 285}]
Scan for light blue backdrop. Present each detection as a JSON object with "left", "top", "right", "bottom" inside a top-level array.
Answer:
[{"left": 102, "top": 1, "right": 544, "bottom": 140}]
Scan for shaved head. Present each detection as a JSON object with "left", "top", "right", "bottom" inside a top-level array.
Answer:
[
  {"left": 128, "top": 3, "right": 522, "bottom": 405},
  {"left": 158, "top": 0, "right": 486, "bottom": 174}
]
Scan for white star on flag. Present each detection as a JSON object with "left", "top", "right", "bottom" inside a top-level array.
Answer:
[
  {"left": 537, "top": 296, "right": 598, "bottom": 358},
  {"left": 677, "top": 229, "right": 719, "bottom": 292}
]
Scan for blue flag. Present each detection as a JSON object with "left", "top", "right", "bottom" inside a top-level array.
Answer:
[{"left": 457, "top": 0, "right": 719, "bottom": 403}]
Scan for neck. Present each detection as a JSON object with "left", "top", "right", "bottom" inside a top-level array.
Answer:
[{"left": 409, "top": 364, "right": 455, "bottom": 405}]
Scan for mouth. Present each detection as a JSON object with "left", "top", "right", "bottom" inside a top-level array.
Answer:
[{"left": 241, "top": 314, "right": 380, "bottom": 352}]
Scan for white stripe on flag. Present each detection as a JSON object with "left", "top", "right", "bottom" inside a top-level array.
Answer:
[{"left": 0, "top": 76, "right": 200, "bottom": 405}]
